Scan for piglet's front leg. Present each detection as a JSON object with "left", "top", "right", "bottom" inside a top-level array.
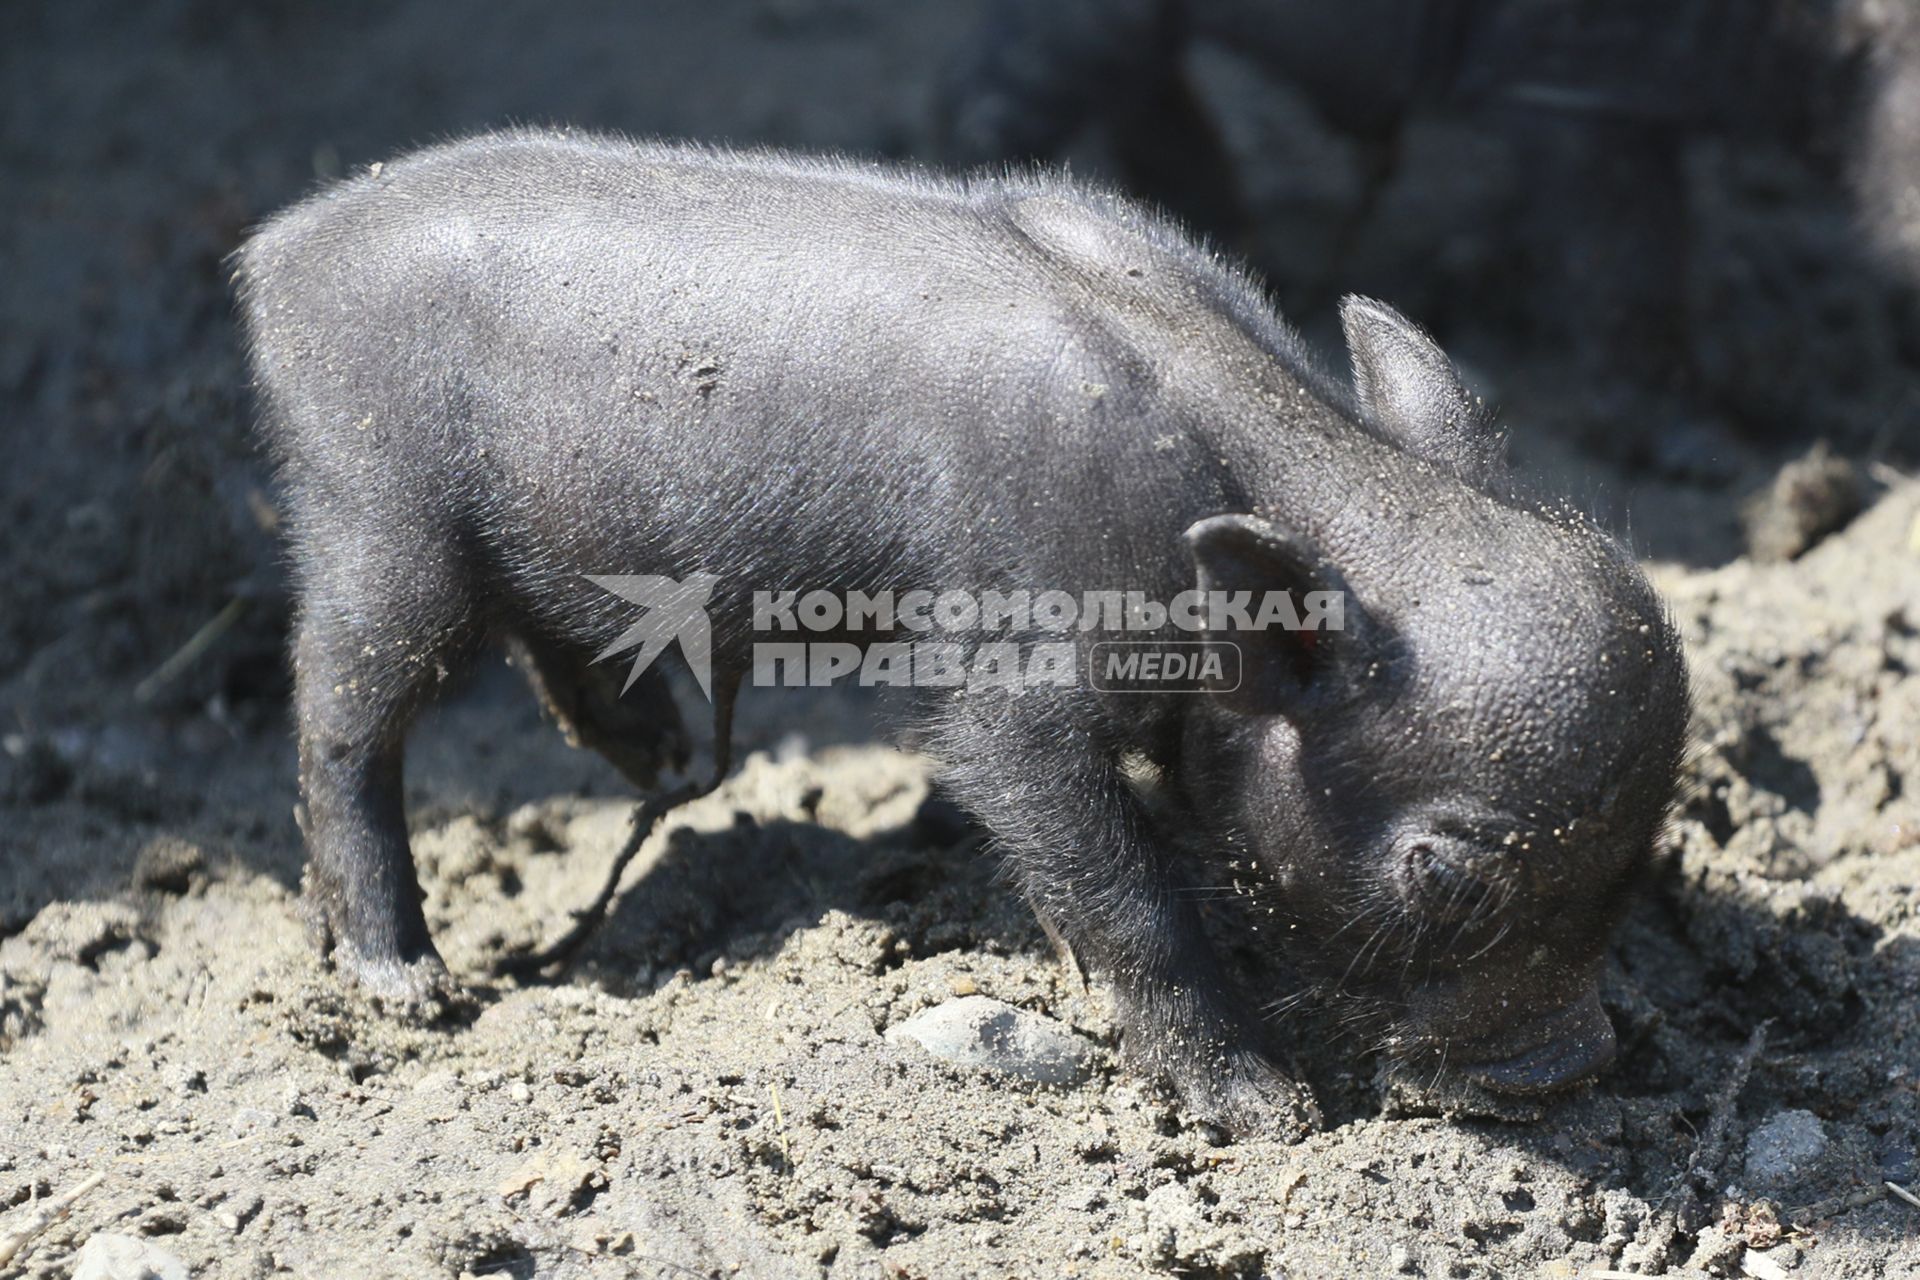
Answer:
[{"left": 933, "top": 703, "right": 1319, "bottom": 1139}]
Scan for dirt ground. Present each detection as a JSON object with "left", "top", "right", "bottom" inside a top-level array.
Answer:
[{"left": 3, "top": 2, "right": 1919, "bottom": 1277}]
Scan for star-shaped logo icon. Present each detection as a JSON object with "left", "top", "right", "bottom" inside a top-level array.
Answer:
[{"left": 585, "top": 572, "right": 718, "bottom": 700}]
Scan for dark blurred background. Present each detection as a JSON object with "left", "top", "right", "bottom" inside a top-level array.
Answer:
[{"left": 2, "top": 0, "right": 1917, "bottom": 762}]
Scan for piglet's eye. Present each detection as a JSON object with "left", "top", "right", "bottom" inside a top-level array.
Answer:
[
  {"left": 1408, "top": 842, "right": 1463, "bottom": 888},
  {"left": 1399, "top": 836, "right": 1492, "bottom": 921}
]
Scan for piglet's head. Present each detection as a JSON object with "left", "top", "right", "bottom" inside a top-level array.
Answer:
[{"left": 1179, "top": 298, "right": 1689, "bottom": 1094}]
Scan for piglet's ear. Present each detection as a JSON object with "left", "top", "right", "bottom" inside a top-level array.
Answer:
[
  {"left": 1341, "top": 295, "right": 1504, "bottom": 480},
  {"left": 1183, "top": 514, "right": 1355, "bottom": 717}
]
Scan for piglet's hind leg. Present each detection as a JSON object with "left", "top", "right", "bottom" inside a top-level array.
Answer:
[{"left": 291, "top": 537, "right": 479, "bottom": 1009}]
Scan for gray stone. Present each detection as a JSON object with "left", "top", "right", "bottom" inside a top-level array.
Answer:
[
  {"left": 1744, "top": 1109, "right": 1829, "bottom": 1188},
  {"left": 72, "top": 1233, "right": 189, "bottom": 1280},
  {"left": 885, "top": 996, "right": 1093, "bottom": 1085}
]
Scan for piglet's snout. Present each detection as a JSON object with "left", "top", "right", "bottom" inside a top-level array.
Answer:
[{"left": 1457, "top": 989, "right": 1617, "bottom": 1095}]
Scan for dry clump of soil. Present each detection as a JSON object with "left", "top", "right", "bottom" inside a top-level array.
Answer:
[{"left": 1, "top": 484, "right": 1916, "bottom": 1279}]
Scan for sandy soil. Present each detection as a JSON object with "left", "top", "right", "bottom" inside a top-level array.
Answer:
[
  {"left": 3, "top": 2, "right": 1919, "bottom": 1277},
  {"left": 4, "top": 486, "right": 1919, "bottom": 1278}
]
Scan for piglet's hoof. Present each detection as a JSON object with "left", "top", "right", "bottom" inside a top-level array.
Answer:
[
  {"left": 314, "top": 931, "right": 465, "bottom": 1022},
  {"left": 297, "top": 888, "right": 467, "bottom": 1019},
  {"left": 1178, "top": 1051, "right": 1322, "bottom": 1143},
  {"left": 338, "top": 949, "right": 471, "bottom": 1023}
]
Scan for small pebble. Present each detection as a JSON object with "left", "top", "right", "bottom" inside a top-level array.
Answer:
[
  {"left": 885, "top": 996, "right": 1092, "bottom": 1085},
  {"left": 72, "top": 1234, "right": 189, "bottom": 1280},
  {"left": 228, "top": 1106, "right": 278, "bottom": 1136},
  {"left": 1744, "top": 1110, "right": 1828, "bottom": 1188}
]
